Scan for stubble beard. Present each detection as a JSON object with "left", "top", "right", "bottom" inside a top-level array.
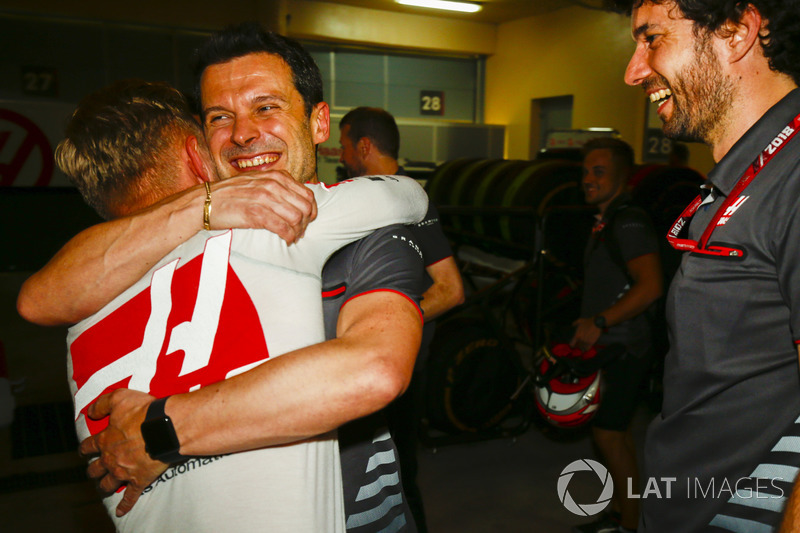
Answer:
[
  {"left": 662, "top": 35, "right": 736, "bottom": 145},
  {"left": 343, "top": 158, "right": 368, "bottom": 179}
]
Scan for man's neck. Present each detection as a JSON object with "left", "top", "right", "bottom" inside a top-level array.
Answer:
[
  {"left": 710, "top": 75, "right": 797, "bottom": 162},
  {"left": 597, "top": 187, "right": 628, "bottom": 218},
  {"left": 364, "top": 156, "right": 399, "bottom": 176}
]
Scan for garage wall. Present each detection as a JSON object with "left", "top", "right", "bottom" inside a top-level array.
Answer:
[
  {"left": 0, "top": 0, "right": 716, "bottom": 172},
  {"left": 0, "top": 0, "right": 496, "bottom": 56},
  {"left": 486, "top": 6, "right": 714, "bottom": 174}
]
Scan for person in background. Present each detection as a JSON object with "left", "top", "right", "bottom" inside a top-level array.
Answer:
[
  {"left": 339, "top": 107, "right": 464, "bottom": 325},
  {"left": 570, "top": 137, "right": 663, "bottom": 533},
  {"left": 339, "top": 106, "right": 465, "bottom": 532}
]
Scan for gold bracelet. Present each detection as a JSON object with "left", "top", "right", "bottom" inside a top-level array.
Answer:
[{"left": 203, "top": 182, "right": 212, "bottom": 230}]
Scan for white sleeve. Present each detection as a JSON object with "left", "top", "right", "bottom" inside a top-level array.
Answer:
[{"left": 300, "top": 175, "right": 428, "bottom": 255}]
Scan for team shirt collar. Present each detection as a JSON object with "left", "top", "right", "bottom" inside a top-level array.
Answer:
[{"left": 707, "top": 88, "right": 800, "bottom": 197}]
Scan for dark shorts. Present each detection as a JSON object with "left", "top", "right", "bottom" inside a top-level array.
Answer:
[{"left": 592, "top": 350, "right": 651, "bottom": 431}]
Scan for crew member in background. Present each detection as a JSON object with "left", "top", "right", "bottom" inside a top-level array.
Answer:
[
  {"left": 339, "top": 106, "right": 465, "bottom": 532},
  {"left": 571, "top": 137, "right": 663, "bottom": 533}
]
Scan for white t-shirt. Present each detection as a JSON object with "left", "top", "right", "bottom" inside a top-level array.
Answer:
[{"left": 66, "top": 176, "right": 428, "bottom": 533}]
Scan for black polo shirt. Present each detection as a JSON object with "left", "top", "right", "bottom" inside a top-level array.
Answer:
[
  {"left": 322, "top": 224, "right": 424, "bottom": 533},
  {"left": 580, "top": 193, "right": 659, "bottom": 357},
  {"left": 642, "top": 89, "right": 800, "bottom": 532}
]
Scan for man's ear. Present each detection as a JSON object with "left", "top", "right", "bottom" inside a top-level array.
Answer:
[
  {"left": 357, "top": 136, "right": 372, "bottom": 158},
  {"left": 185, "top": 135, "right": 211, "bottom": 184},
  {"left": 310, "top": 101, "right": 331, "bottom": 145},
  {"left": 722, "top": 3, "right": 762, "bottom": 64}
]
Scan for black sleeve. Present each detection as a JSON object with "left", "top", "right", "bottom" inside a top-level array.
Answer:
[
  {"left": 321, "top": 224, "right": 426, "bottom": 340},
  {"left": 411, "top": 203, "right": 454, "bottom": 267},
  {"left": 612, "top": 207, "right": 660, "bottom": 263}
]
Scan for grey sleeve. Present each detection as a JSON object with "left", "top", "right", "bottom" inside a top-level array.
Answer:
[{"left": 321, "top": 224, "right": 426, "bottom": 340}]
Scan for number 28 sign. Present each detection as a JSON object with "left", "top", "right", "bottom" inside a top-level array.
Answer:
[{"left": 420, "top": 90, "right": 445, "bottom": 116}]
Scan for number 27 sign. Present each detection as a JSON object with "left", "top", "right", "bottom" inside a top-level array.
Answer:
[{"left": 420, "top": 90, "right": 445, "bottom": 116}]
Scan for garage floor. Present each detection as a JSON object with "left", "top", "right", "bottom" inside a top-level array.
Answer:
[
  {"left": 419, "top": 406, "right": 653, "bottom": 533},
  {"left": 0, "top": 406, "right": 655, "bottom": 533}
]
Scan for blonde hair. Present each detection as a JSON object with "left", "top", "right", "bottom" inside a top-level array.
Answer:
[{"left": 56, "top": 79, "right": 203, "bottom": 219}]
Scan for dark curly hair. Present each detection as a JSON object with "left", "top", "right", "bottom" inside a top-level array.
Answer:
[{"left": 610, "top": 0, "right": 800, "bottom": 84}]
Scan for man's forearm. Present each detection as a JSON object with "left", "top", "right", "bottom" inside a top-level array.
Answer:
[
  {"left": 18, "top": 188, "right": 204, "bottom": 325},
  {"left": 781, "top": 487, "right": 800, "bottom": 533},
  {"left": 18, "top": 173, "right": 316, "bottom": 326},
  {"left": 601, "top": 281, "right": 660, "bottom": 327},
  {"left": 600, "top": 253, "right": 662, "bottom": 327},
  {"left": 571, "top": 253, "right": 662, "bottom": 351},
  {"left": 169, "top": 291, "right": 421, "bottom": 455},
  {"left": 420, "top": 256, "right": 464, "bottom": 321},
  {"left": 81, "top": 291, "right": 421, "bottom": 515}
]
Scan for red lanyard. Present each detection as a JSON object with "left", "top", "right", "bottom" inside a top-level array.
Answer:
[{"left": 667, "top": 112, "right": 800, "bottom": 257}]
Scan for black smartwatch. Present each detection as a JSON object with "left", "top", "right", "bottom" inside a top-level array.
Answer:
[
  {"left": 141, "top": 397, "right": 185, "bottom": 464},
  {"left": 593, "top": 314, "right": 608, "bottom": 331}
]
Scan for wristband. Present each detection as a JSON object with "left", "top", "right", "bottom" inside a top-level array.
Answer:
[{"left": 203, "top": 182, "right": 212, "bottom": 230}]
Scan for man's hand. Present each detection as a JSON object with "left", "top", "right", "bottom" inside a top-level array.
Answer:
[
  {"left": 210, "top": 171, "right": 317, "bottom": 244},
  {"left": 79, "top": 389, "right": 167, "bottom": 517},
  {"left": 570, "top": 317, "right": 602, "bottom": 352}
]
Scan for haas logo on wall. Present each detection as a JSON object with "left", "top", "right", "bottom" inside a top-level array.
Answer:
[
  {"left": 0, "top": 102, "right": 80, "bottom": 187},
  {"left": 70, "top": 232, "right": 269, "bottom": 434},
  {"left": 0, "top": 108, "right": 54, "bottom": 186}
]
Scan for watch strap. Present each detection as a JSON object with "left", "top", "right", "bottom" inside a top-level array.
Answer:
[
  {"left": 593, "top": 314, "right": 608, "bottom": 331},
  {"left": 142, "top": 396, "right": 186, "bottom": 464}
]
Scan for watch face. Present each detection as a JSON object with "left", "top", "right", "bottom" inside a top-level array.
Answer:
[{"left": 141, "top": 415, "right": 180, "bottom": 459}]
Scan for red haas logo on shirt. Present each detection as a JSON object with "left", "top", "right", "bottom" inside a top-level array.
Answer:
[{"left": 70, "top": 232, "right": 268, "bottom": 435}]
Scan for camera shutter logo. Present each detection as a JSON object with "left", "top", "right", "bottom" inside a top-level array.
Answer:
[{"left": 558, "top": 459, "right": 614, "bottom": 516}]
